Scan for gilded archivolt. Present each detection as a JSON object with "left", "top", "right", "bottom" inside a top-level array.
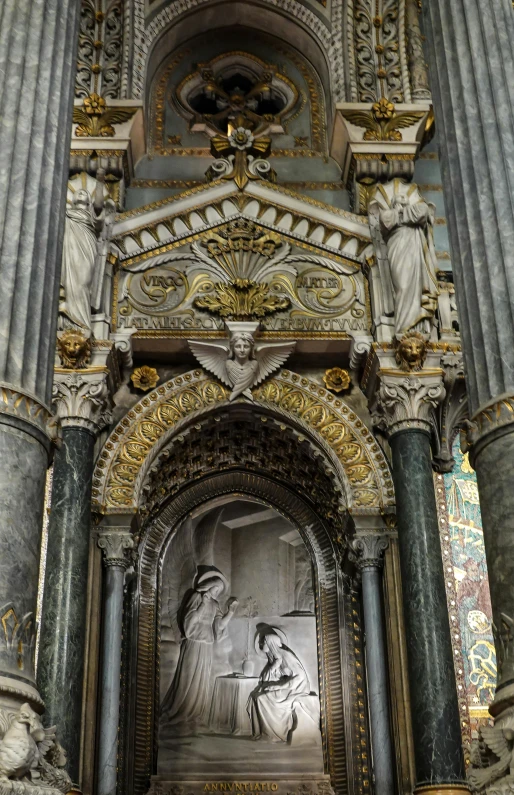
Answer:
[{"left": 92, "top": 370, "right": 394, "bottom": 513}]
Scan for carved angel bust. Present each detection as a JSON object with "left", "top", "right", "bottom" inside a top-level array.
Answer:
[{"left": 189, "top": 326, "right": 295, "bottom": 400}]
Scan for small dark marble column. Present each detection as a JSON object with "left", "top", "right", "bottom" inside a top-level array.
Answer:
[
  {"left": 352, "top": 534, "right": 395, "bottom": 795},
  {"left": 390, "top": 428, "right": 465, "bottom": 790},
  {"left": 37, "top": 426, "right": 96, "bottom": 785},
  {"left": 97, "top": 530, "right": 135, "bottom": 795}
]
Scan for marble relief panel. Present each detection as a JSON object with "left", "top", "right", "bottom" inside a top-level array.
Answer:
[{"left": 158, "top": 499, "right": 323, "bottom": 778}]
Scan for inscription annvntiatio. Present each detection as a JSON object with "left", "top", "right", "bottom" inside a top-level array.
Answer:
[{"left": 203, "top": 784, "right": 279, "bottom": 792}]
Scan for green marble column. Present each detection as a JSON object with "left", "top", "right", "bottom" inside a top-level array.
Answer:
[
  {"left": 37, "top": 371, "right": 110, "bottom": 788},
  {"left": 37, "top": 426, "right": 96, "bottom": 785},
  {"left": 369, "top": 355, "right": 469, "bottom": 795},
  {"left": 390, "top": 428, "right": 465, "bottom": 789}
]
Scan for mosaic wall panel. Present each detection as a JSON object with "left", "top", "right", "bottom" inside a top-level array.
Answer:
[{"left": 437, "top": 440, "right": 495, "bottom": 754}]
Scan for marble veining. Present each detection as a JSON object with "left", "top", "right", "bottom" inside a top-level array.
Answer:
[
  {"left": 37, "top": 427, "right": 96, "bottom": 784},
  {"left": 391, "top": 428, "right": 466, "bottom": 785}
]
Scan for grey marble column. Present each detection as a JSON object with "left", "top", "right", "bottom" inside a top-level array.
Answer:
[
  {"left": 97, "top": 531, "right": 135, "bottom": 795},
  {"left": 0, "top": 0, "right": 80, "bottom": 710},
  {"left": 421, "top": 0, "right": 514, "bottom": 721},
  {"left": 351, "top": 534, "right": 395, "bottom": 795}
]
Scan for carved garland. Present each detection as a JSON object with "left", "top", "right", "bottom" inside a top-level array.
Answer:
[{"left": 92, "top": 369, "right": 394, "bottom": 513}]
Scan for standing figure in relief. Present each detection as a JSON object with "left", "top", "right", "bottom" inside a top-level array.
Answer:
[
  {"left": 59, "top": 169, "right": 115, "bottom": 332},
  {"left": 369, "top": 186, "right": 440, "bottom": 338},
  {"left": 161, "top": 570, "right": 238, "bottom": 735},
  {"left": 248, "top": 631, "right": 320, "bottom": 745}
]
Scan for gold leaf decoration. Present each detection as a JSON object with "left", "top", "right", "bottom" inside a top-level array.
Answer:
[
  {"left": 131, "top": 366, "right": 159, "bottom": 392},
  {"left": 73, "top": 93, "right": 137, "bottom": 137},
  {"left": 343, "top": 99, "right": 425, "bottom": 142},
  {"left": 194, "top": 279, "right": 289, "bottom": 320},
  {"left": 323, "top": 367, "right": 351, "bottom": 393},
  {"left": 93, "top": 372, "right": 394, "bottom": 512}
]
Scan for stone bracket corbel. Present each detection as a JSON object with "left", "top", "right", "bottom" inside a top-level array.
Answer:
[{"left": 330, "top": 101, "right": 431, "bottom": 212}]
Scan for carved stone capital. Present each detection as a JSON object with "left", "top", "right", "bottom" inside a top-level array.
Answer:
[
  {"left": 351, "top": 535, "right": 389, "bottom": 569},
  {"left": 463, "top": 394, "right": 514, "bottom": 465},
  {"left": 52, "top": 371, "right": 112, "bottom": 434},
  {"left": 432, "top": 351, "right": 469, "bottom": 472},
  {"left": 377, "top": 373, "right": 445, "bottom": 435},
  {"left": 97, "top": 531, "right": 134, "bottom": 569},
  {"left": 0, "top": 383, "right": 53, "bottom": 447}
]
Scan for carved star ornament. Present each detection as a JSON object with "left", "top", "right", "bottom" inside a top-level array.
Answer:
[{"left": 188, "top": 322, "right": 295, "bottom": 401}]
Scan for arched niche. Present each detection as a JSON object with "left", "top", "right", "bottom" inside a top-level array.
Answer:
[
  {"left": 142, "top": 5, "right": 334, "bottom": 125},
  {"left": 95, "top": 371, "right": 395, "bottom": 794},
  {"left": 125, "top": 471, "right": 367, "bottom": 795},
  {"left": 92, "top": 370, "right": 394, "bottom": 516}
]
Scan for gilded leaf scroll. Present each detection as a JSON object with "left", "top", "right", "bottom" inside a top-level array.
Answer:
[{"left": 92, "top": 370, "right": 394, "bottom": 513}]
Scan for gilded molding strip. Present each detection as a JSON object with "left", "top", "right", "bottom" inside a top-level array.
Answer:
[
  {"left": 433, "top": 473, "right": 472, "bottom": 762},
  {"left": 92, "top": 370, "right": 394, "bottom": 513}
]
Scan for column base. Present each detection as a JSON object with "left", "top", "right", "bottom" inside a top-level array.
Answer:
[{"left": 415, "top": 786, "right": 470, "bottom": 795}]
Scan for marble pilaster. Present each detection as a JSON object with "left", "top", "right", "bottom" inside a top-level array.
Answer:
[
  {"left": 351, "top": 529, "right": 394, "bottom": 795},
  {"left": 369, "top": 348, "right": 467, "bottom": 792},
  {"left": 420, "top": 4, "right": 514, "bottom": 785},
  {"left": 37, "top": 371, "right": 111, "bottom": 785},
  {"left": 0, "top": 0, "right": 80, "bottom": 712},
  {"left": 97, "top": 529, "right": 135, "bottom": 795}
]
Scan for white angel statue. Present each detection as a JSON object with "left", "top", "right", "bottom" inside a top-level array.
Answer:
[{"left": 189, "top": 327, "right": 295, "bottom": 400}]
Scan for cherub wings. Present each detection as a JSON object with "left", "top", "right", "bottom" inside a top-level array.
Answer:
[{"left": 188, "top": 339, "right": 295, "bottom": 396}]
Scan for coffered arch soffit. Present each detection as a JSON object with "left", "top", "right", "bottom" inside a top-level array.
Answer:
[
  {"left": 137, "top": 1, "right": 340, "bottom": 108},
  {"left": 92, "top": 369, "right": 395, "bottom": 516}
]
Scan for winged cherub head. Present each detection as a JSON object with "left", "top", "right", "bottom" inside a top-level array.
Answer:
[{"left": 229, "top": 332, "right": 255, "bottom": 365}]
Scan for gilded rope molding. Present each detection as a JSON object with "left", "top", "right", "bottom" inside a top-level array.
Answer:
[{"left": 92, "top": 369, "right": 395, "bottom": 513}]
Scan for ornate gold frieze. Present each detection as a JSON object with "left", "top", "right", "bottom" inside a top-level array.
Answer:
[
  {"left": 194, "top": 279, "right": 289, "bottom": 320},
  {"left": 92, "top": 370, "right": 394, "bottom": 513}
]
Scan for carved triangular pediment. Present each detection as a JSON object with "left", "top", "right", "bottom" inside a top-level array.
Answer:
[{"left": 111, "top": 180, "right": 374, "bottom": 349}]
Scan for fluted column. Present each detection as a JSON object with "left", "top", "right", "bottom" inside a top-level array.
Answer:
[
  {"left": 37, "top": 373, "right": 111, "bottom": 786},
  {"left": 421, "top": 0, "right": 514, "bottom": 729},
  {"left": 371, "top": 346, "right": 467, "bottom": 794},
  {"left": 97, "top": 530, "right": 135, "bottom": 795},
  {"left": 0, "top": 0, "right": 79, "bottom": 713},
  {"left": 351, "top": 532, "right": 394, "bottom": 795}
]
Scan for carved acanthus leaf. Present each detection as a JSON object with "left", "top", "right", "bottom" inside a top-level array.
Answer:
[
  {"left": 377, "top": 376, "right": 445, "bottom": 433},
  {"left": 97, "top": 531, "right": 135, "bottom": 568},
  {"left": 52, "top": 373, "right": 112, "bottom": 432}
]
